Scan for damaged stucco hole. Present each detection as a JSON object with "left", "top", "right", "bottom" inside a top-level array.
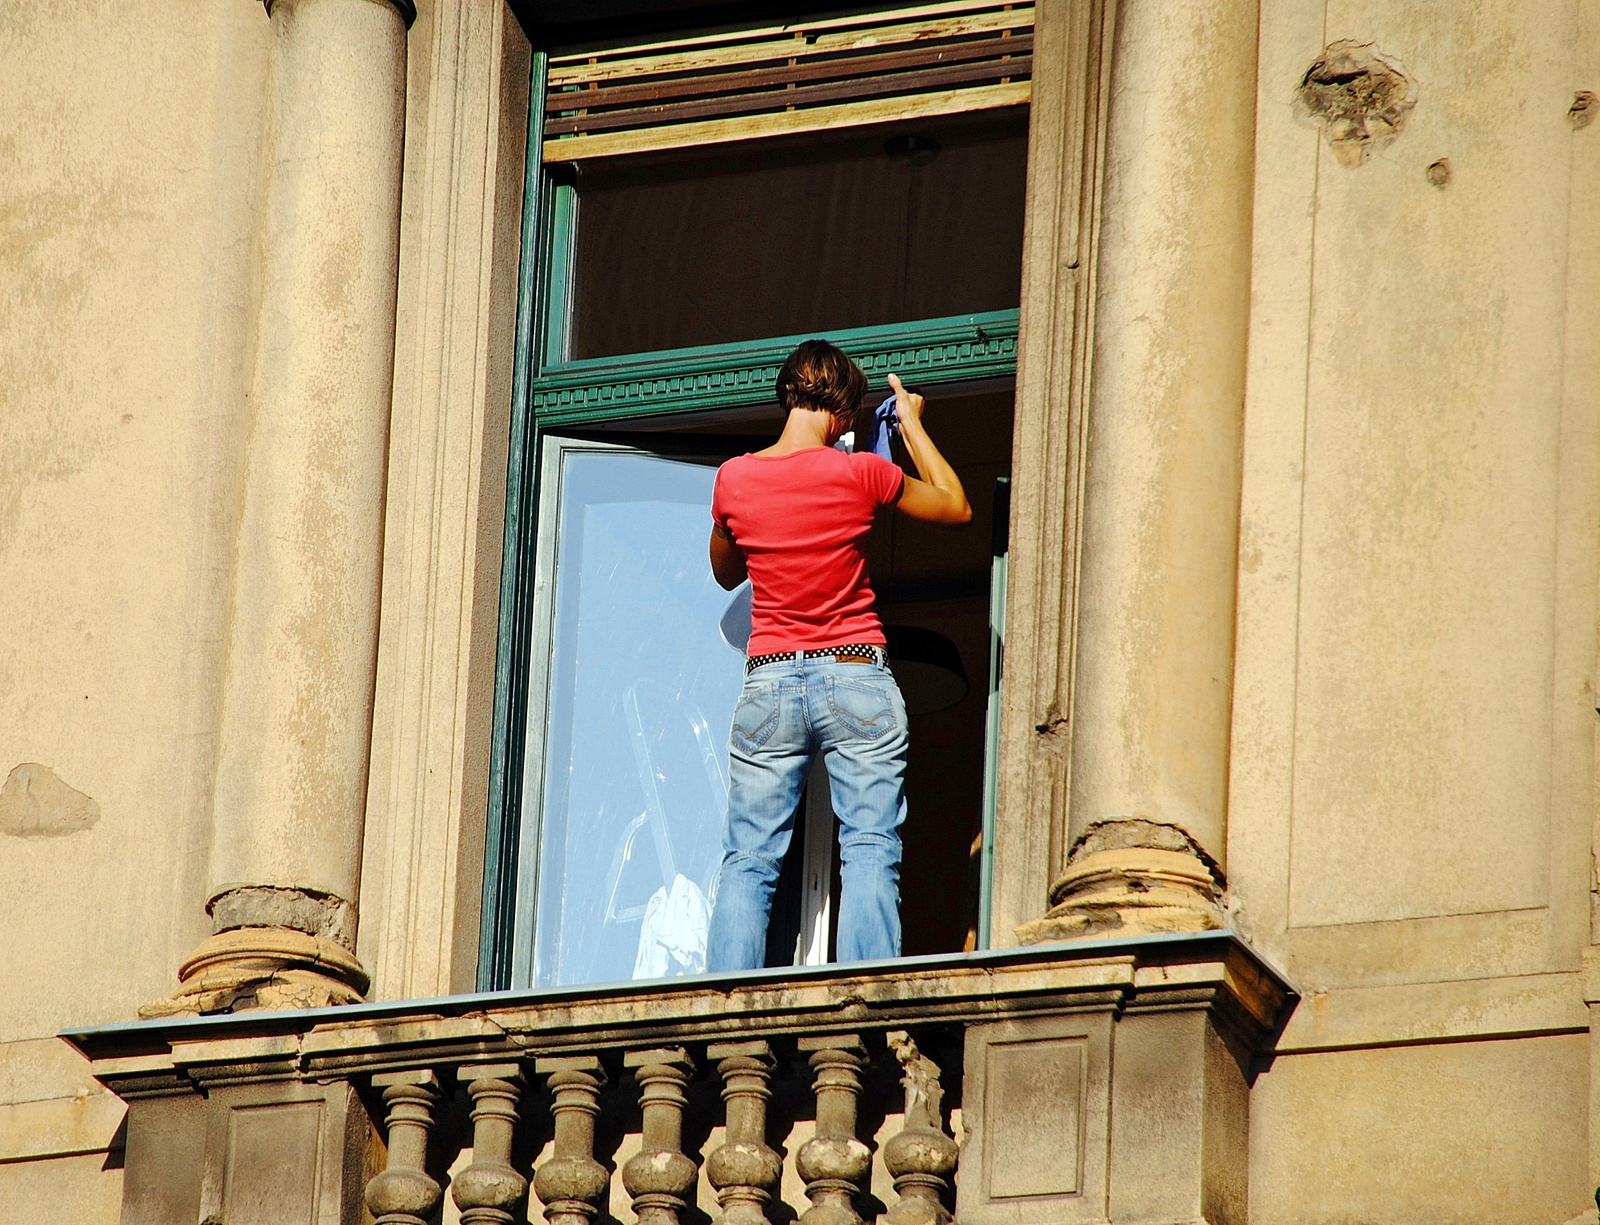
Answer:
[
  {"left": 1569, "top": 91, "right": 1597, "bottom": 129},
  {"left": 0, "top": 763, "right": 101, "bottom": 837},
  {"left": 1299, "top": 40, "right": 1416, "bottom": 166}
]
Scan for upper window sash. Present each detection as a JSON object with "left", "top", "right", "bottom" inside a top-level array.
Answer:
[{"left": 543, "top": 1, "right": 1033, "bottom": 162}]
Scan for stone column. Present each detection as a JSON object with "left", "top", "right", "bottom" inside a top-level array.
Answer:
[
  {"left": 144, "top": 0, "right": 412, "bottom": 1016},
  {"left": 1018, "top": 0, "right": 1260, "bottom": 942}
]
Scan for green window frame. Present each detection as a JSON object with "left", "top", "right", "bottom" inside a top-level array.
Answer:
[{"left": 478, "top": 47, "right": 1021, "bottom": 991}]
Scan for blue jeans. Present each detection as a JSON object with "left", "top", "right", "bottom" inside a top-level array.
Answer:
[{"left": 706, "top": 651, "right": 909, "bottom": 971}]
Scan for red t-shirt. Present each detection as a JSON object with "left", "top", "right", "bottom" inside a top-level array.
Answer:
[{"left": 712, "top": 447, "right": 905, "bottom": 655}]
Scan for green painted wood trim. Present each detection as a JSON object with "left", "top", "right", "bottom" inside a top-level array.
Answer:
[
  {"left": 530, "top": 309, "right": 1020, "bottom": 425},
  {"left": 542, "top": 175, "right": 578, "bottom": 365},
  {"left": 480, "top": 50, "right": 550, "bottom": 994}
]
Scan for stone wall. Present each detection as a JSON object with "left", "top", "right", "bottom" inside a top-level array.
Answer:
[
  {"left": 0, "top": 0, "right": 271, "bottom": 1213},
  {"left": 1231, "top": 0, "right": 1600, "bottom": 1219}
]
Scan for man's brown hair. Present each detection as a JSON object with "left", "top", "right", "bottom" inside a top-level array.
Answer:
[{"left": 776, "top": 339, "right": 869, "bottom": 434}]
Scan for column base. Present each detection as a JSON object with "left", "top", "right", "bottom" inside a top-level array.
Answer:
[
  {"left": 1015, "top": 820, "right": 1226, "bottom": 944},
  {"left": 141, "top": 927, "right": 369, "bottom": 1018}
]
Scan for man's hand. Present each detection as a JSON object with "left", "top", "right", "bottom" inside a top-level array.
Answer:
[{"left": 709, "top": 523, "right": 749, "bottom": 590}]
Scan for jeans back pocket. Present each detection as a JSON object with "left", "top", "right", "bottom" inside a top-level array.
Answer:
[
  {"left": 731, "top": 684, "right": 781, "bottom": 749},
  {"left": 827, "top": 676, "right": 900, "bottom": 740}
]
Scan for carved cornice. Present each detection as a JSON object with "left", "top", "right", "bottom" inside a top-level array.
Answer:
[{"left": 529, "top": 310, "right": 1021, "bottom": 427}]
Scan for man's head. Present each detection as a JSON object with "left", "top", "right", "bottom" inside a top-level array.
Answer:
[{"left": 776, "top": 339, "right": 869, "bottom": 442}]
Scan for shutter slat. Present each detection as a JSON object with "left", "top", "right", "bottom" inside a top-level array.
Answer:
[
  {"left": 548, "top": 7, "right": 1031, "bottom": 87},
  {"left": 547, "top": 32, "right": 1032, "bottom": 113},
  {"left": 542, "top": 82, "right": 1030, "bottom": 163},
  {"left": 546, "top": 0, "right": 1020, "bottom": 66},
  {"left": 543, "top": 2, "right": 1033, "bottom": 163},
  {"left": 545, "top": 53, "right": 1031, "bottom": 138}
]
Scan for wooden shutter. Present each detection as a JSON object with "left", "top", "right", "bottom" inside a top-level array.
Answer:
[{"left": 543, "top": 1, "right": 1033, "bottom": 162}]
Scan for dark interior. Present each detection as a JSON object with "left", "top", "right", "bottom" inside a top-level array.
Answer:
[
  {"left": 565, "top": 110, "right": 1029, "bottom": 360},
  {"left": 581, "top": 381, "right": 1015, "bottom": 957}
]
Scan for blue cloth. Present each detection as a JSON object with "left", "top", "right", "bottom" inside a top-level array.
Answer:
[
  {"left": 705, "top": 652, "right": 908, "bottom": 970},
  {"left": 859, "top": 392, "right": 901, "bottom": 459}
]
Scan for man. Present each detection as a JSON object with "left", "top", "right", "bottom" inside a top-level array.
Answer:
[{"left": 705, "top": 339, "right": 970, "bottom": 970}]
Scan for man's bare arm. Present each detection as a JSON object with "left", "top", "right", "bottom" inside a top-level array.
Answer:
[{"left": 709, "top": 523, "right": 749, "bottom": 590}]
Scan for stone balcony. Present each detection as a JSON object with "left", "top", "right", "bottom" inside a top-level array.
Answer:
[{"left": 65, "top": 933, "right": 1293, "bottom": 1225}]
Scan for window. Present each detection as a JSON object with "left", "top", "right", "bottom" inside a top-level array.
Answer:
[{"left": 483, "top": 2, "right": 1033, "bottom": 991}]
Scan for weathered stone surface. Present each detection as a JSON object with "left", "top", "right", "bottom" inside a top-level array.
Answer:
[
  {"left": 623, "top": 1048, "right": 697, "bottom": 1225},
  {"left": 796, "top": 1037, "right": 871, "bottom": 1225},
  {"left": 879, "top": 1033, "right": 958, "bottom": 1225},
  {"left": 156, "top": 0, "right": 409, "bottom": 1022},
  {"left": 534, "top": 1057, "right": 610, "bottom": 1225},
  {"left": 707, "top": 1040, "right": 782, "bottom": 1225},
  {"left": 453, "top": 1065, "right": 529, "bottom": 1225},
  {"left": 956, "top": 1011, "right": 1112, "bottom": 1225},
  {"left": 139, "top": 927, "right": 368, "bottom": 1018},
  {"left": 1019, "top": 820, "right": 1227, "bottom": 943},
  {"left": 209, "top": 885, "right": 357, "bottom": 948},
  {"left": 366, "top": 1071, "right": 443, "bottom": 1225},
  {"left": 1250, "top": 1036, "right": 1588, "bottom": 1225},
  {"left": 1298, "top": 40, "right": 1416, "bottom": 167},
  {"left": 0, "top": 764, "right": 100, "bottom": 839},
  {"left": 1051, "top": 0, "right": 1260, "bottom": 947}
]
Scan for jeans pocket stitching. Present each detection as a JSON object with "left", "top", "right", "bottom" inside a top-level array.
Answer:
[
  {"left": 827, "top": 679, "right": 897, "bottom": 740},
  {"left": 733, "top": 689, "right": 780, "bottom": 748}
]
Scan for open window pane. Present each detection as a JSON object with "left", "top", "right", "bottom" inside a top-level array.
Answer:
[
  {"left": 523, "top": 446, "right": 744, "bottom": 988},
  {"left": 565, "top": 110, "right": 1028, "bottom": 360}
]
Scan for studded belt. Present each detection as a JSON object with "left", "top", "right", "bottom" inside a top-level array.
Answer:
[{"left": 745, "top": 644, "right": 888, "bottom": 675}]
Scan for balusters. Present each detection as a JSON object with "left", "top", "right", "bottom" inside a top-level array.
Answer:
[
  {"left": 622, "top": 1048, "right": 699, "bottom": 1225},
  {"left": 365, "top": 1069, "right": 443, "bottom": 1225},
  {"left": 534, "top": 1056, "right": 611, "bottom": 1225},
  {"left": 453, "top": 1063, "right": 530, "bottom": 1225},
  {"left": 795, "top": 1035, "right": 872, "bottom": 1225},
  {"left": 356, "top": 1032, "right": 949, "bottom": 1225},
  {"left": 879, "top": 1033, "right": 958, "bottom": 1225},
  {"left": 706, "top": 1040, "right": 783, "bottom": 1225}
]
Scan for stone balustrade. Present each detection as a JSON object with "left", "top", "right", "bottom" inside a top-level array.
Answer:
[{"left": 67, "top": 935, "right": 1292, "bottom": 1225}]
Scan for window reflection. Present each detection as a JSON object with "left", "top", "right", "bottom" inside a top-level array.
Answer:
[{"left": 530, "top": 450, "right": 745, "bottom": 987}]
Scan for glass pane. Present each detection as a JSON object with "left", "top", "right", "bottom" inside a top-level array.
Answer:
[
  {"left": 567, "top": 110, "right": 1028, "bottom": 360},
  {"left": 529, "top": 448, "right": 746, "bottom": 988}
]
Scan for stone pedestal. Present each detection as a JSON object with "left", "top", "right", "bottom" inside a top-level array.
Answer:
[
  {"left": 1020, "top": 0, "right": 1260, "bottom": 943},
  {"left": 144, "top": 0, "right": 411, "bottom": 1016}
]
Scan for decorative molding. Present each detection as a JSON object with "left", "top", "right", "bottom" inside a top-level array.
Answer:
[
  {"left": 529, "top": 310, "right": 1020, "bottom": 426},
  {"left": 988, "top": 0, "right": 1113, "bottom": 945},
  {"left": 358, "top": 0, "right": 531, "bottom": 1001}
]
